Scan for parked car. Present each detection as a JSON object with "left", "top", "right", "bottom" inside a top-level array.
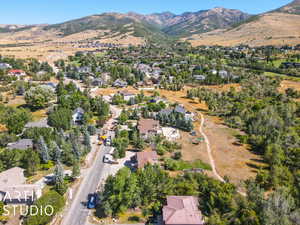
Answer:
[
  {"left": 105, "top": 138, "right": 111, "bottom": 146},
  {"left": 103, "top": 154, "right": 118, "bottom": 164},
  {"left": 87, "top": 193, "right": 98, "bottom": 209}
]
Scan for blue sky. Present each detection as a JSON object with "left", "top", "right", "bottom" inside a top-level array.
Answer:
[{"left": 0, "top": 0, "right": 292, "bottom": 24}]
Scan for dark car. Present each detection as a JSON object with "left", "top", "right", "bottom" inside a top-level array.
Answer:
[{"left": 87, "top": 193, "right": 98, "bottom": 209}]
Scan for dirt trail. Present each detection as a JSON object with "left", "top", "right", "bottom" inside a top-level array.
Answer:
[{"left": 199, "top": 113, "right": 225, "bottom": 182}]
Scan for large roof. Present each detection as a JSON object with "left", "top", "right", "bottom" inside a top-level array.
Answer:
[
  {"left": 138, "top": 118, "right": 160, "bottom": 135},
  {"left": 0, "top": 167, "right": 26, "bottom": 189},
  {"left": 163, "top": 196, "right": 204, "bottom": 225},
  {"left": 136, "top": 151, "right": 158, "bottom": 169},
  {"left": 7, "top": 139, "right": 33, "bottom": 150}
]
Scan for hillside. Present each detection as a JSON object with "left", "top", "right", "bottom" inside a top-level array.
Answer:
[
  {"left": 162, "top": 7, "right": 250, "bottom": 36},
  {"left": 187, "top": 12, "right": 300, "bottom": 47},
  {"left": 276, "top": 0, "right": 300, "bottom": 14},
  {"left": 187, "top": 0, "right": 300, "bottom": 47}
]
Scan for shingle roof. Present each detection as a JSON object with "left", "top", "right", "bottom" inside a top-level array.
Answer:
[
  {"left": 7, "top": 139, "right": 33, "bottom": 150},
  {"left": 25, "top": 118, "right": 49, "bottom": 128},
  {"left": 175, "top": 105, "right": 186, "bottom": 114},
  {"left": 163, "top": 196, "right": 204, "bottom": 225},
  {"left": 136, "top": 151, "right": 158, "bottom": 169},
  {"left": 138, "top": 118, "right": 160, "bottom": 135},
  {"left": 0, "top": 167, "right": 26, "bottom": 189}
]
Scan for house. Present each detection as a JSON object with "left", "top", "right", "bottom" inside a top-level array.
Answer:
[
  {"left": 185, "top": 111, "right": 195, "bottom": 121},
  {"left": 113, "top": 79, "right": 128, "bottom": 88},
  {"left": 162, "top": 127, "right": 180, "bottom": 141},
  {"left": 40, "top": 82, "right": 57, "bottom": 91},
  {"left": 78, "top": 66, "right": 91, "bottom": 73},
  {"left": 72, "top": 107, "right": 85, "bottom": 123},
  {"left": 119, "top": 90, "right": 136, "bottom": 101},
  {"left": 7, "top": 139, "right": 33, "bottom": 150},
  {"left": 193, "top": 75, "right": 206, "bottom": 81},
  {"left": 101, "top": 72, "right": 111, "bottom": 83},
  {"left": 0, "top": 63, "right": 11, "bottom": 70},
  {"left": 92, "top": 78, "right": 104, "bottom": 86},
  {"left": 163, "top": 196, "right": 205, "bottom": 225},
  {"left": 8, "top": 69, "right": 26, "bottom": 76},
  {"left": 219, "top": 70, "right": 229, "bottom": 78},
  {"left": 25, "top": 118, "right": 49, "bottom": 129},
  {"left": 0, "top": 167, "right": 42, "bottom": 204},
  {"left": 136, "top": 151, "right": 158, "bottom": 169},
  {"left": 138, "top": 118, "right": 160, "bottom": 139},
  {"left": 174, "top": 105, "right": 186, "bottom": 114}
]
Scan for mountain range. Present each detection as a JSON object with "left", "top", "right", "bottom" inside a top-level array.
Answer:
[{"left": 0, "top": 0, "right": 299, "bottom": 49}]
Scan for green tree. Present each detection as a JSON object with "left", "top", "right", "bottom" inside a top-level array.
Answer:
[
  {"left": 23, "top": 149, "right": 40, "bottom": 176},
  {"left": 54, "top": 162, "right": 67, "bottom": 195},
  {"left": 37, "top": 136, "right": 49, "bottom": 163},
  {"left": 25, "top": 86, "right": 55, "bottom": 109},
  {"left": 48, "top": 107, "right": 72, "bottom": 130}
]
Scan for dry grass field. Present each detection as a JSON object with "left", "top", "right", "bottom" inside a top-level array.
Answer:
[{"left": 188, "top": 13, "right": 300, "bottom": 47}]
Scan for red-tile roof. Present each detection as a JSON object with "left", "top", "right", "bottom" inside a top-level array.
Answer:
[
  {"left": 163, "top": 196, "right": 204, "bottom": 225},
  {"left": 8, "top": 69, "right": 25, "bottom": 74}
]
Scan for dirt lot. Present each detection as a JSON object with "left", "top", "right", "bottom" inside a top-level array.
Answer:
[
  {"left": 204, "top": 116, "right": 265, "bottom": 184},
  {"left": 279, "top": 80, "right": 300, "bottom": 92}
]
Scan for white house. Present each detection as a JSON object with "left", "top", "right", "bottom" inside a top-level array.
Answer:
[{"left": 72, "top": 107, "right": 85, "bottom": 123}]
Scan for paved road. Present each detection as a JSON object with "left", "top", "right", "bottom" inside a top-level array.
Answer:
[{"left": 61, "top": 106, "right": 121, "bottom": 225}]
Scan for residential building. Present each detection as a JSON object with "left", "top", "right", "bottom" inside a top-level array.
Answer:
[
  {"left": 92, "top": 78, "right": 104, "bottom": 86},
  {"left": 0, "top": 63, "right": 11, "bottom": 70},
  {"left": 163, "top": 196, "right": 205, "bottom": 225},
  {"left": 72, "top": 107, "right": 85, "bottom": 123},
  {"left": 119, "top": 90, "right": 135, "bottom": 101},
  {"left": 0, "top": 167, "right": 42, "bottom": 204},
  {"left": 136, "top": 151, "right": 158, "bottom": 169},
  {"left": 8, "top": 69, "right": 26, "bottom": 76},
  {"left": 25, "top": 118, "right": 49, "bottom": 129},
  {"left": 193, "top": 75, "right": 206, "bottom": 81},
  {"left": 7, "top": 139, "right": 33, "bottom": 150},
  {"left": 78, "top": 66, "right": 91, "bottom": 73},
  {"left": 113, "top": 79, "right": 128, "bottom": 88},
  {"left": 138, "top": 118, "right": 160, "bottom": 139}
]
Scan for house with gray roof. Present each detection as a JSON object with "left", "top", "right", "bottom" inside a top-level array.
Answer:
[
  {"left": 7, "top": 139, "right": 33, "bottom": 150},
  {"left": 72, "top": 107, "right": 85, "bottom": 123},
  {"left": 0, "top": 167, "right": 42, "bottom": 204}
]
